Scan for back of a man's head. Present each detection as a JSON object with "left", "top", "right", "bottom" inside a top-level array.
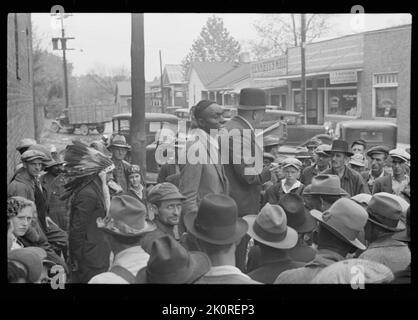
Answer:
[
  {"left": 105, "top": 232, "right": 143, "bottom": 253},
  {"left": 317, "top": 224, "right": 357, "bottom": 255},
  {"left": 196, "top": 238, "right": 234, "bottom": 260}
]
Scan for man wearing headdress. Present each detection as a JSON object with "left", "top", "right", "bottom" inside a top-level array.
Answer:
[{"left": 62, "top": 141, "right": 116, "bottom": 283}]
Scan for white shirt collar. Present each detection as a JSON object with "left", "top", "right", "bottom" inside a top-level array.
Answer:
[
  {"left": 281, "top": 179, "right": 301, "bottom": 193},
  {"left": 205, "top": 265, "right": 251, "bottom": 278},
  {"left": 113, "top": 245, "right": 149, "bottom": 274}
]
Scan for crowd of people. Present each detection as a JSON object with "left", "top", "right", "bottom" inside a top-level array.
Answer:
[{"left": 7, "top": 87, "right": 410, "bottom": 285}]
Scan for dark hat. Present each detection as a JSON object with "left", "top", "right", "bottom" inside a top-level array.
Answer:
[
  {"left": 136, "top": 235, "right": 211, "bottom": 284},
  {"left": 147, "top": 182, "right": 186, "bottom": 204},
  {"left": 243, "top": 203, "right": 298, "bottom": 249},
  {"left": 366, "top": 145, "right": 390, "bottom": 158},
  {"left": 392, "top": 207, "right": 410, "bottom": 242},
  {"left": 237, "top": 88, "right": 266, "bottom": 111},
  {"left": 108, "top": 135, "right": 131, "bottom": 150},
  {"left": 351, "top": 139, "right": 367, "bottom": 149},
  {"left": 367, "top": 193, "right": 406, "bottom": 232},
  {"left": 97, "top": 195, "right": 156, "bottom": 237},
  {"left": 184, "top": 193, "right": 248, "bottom": 245},
  {"left": 302, "top": 174, "right": 349, "bottom": 196},
  {"left": 8, "top": 247, "right": 44, "bottom": 282},
  {"left": 310, "top": 198, "right": 368, "bottom": 250},
  {"left": 325, "top": 140, "right": 353, "bottom": 156},
  {"left": 193, "top": 100, "right": 217, "bottom": 119},
  {"left": 279, "top": 193, "right": 317, "bottom": 233}
]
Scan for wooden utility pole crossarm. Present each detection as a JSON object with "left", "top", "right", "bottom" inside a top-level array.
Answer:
[{"left": 130, "top": 14, "right": 146, "bottom": 171}]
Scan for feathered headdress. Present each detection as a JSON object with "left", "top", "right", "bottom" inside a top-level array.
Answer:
[{"left": 61, "top": 140, "right": 114, "bottom": 199}]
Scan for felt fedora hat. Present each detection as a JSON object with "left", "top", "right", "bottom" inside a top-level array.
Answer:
[
  {"left": 351, "top": 193, "right": 372, "bottom": 207},
  {"left": 8, "top": 247, "right": 44, "bottom": 283},
  {"left": 392, "top": 207, "right": 410, "bottom": 242},
  {"left": 310, "top": 198, "right": 368, "bottom": 250},
  {"left": 237, "top": 88, "right": 266, "bottom": 111},
  {"left": 148, "top": 182, "right": 186, "bottom": 204},
  {"left": 279, "top": 193, "right": 317, "bottom": 234},
  {"left": 136, "top": 235, "right": 211, "bottom": 284},
  {"left": 367, "top": 192, "right": 406, "bottom": 232},
  {"left": 184, "top": 193, "right": 248, "bottom": 245},
  {"left": 325, "top": 140, "right": 353, "bottom": 156},
  {"left": 108, "top": 135, "right": 131, "bottom": 150},
  {"left": 243, "top": 203, "right": 298, "bottom": 249},
  {"left": 303, "top": 174, "right": 349, "bottom": 196},
  {"left": 97, "top": 195, "right": 156, "bottom": 237}
]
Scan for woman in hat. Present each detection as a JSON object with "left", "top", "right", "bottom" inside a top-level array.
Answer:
[
  {"left": 264, "top": 157, "right": 305, "bottom": 206},
  {"left": 126, "top": 164, "right": 146, "bottom": 205}
]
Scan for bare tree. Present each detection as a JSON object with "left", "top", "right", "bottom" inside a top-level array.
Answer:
[{"left": 250, "top": 14, "right": 332, "bottom": 60}]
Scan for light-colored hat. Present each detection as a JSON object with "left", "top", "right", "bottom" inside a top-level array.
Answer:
[
  {"left": 21, "top": 150, "right": 49, "bottom": 163},
  {"left": 108, "top": 135, "right": 131, "bottom": 150},
  {"left": 389, "top": 148, "right": 410, "bottom": 163},
  {"left": 311, "top": 258, "right": 394, "bottom": 284},
  {"left": 349, "top": 154, "right": 366, "bottom": 167},
  {"left": 303, "top": 174, "right": 349, "bottom": 196},
  {"left": 310, "top": 198, "right": 368, "bottom": 250},
  {"left": 351, "top": 193, "right": 372, "bottom": 207},
  {"left": 315, "top": 144, "right": 331, "bottom": 156},
  {"left": 281, "top": 157, "right": 302, "bottom": 170},
  {"left": 367, "top": 193, "right": 406, "bottom": 232},
  {"left": 16, "top": 138, "right": 37, "bottom": 152},
  {"left": 243, "top": 203, "right": 298, "bottom": 249}
]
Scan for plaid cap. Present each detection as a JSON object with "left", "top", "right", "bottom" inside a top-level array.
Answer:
[
  {"left": 21, "top": 150, "right": 48, "bottom": 162},
  {"left": 366, "top": 145, "right": 390, "bottom": 157},
  {"left": 148, "top": 182, "right": 186, "bottom": 204}
]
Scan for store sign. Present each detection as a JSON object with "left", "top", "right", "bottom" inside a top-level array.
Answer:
[
  {"left": 329, "top": 70, "right": 358, "bottom": 84},
  {"left": 251, "top": 56, "right": 287, "bottom": 78}
]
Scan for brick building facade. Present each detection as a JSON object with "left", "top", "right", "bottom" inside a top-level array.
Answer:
[{"left": 7, "top": 13, "right": 40, "bottom": 182}]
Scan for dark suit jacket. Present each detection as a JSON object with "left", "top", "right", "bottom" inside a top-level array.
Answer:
[
  {"left": 223, "top": 116, "right": 271, "bottom": 216},
  {"left": 372, "top": 175, "right": 393, "bottom": 194},
  {"left": 69, "top": 176, "right": 110, "bottom": 271}
]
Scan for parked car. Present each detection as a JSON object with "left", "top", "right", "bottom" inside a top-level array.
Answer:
[
  {"left": 111, "top": 112, "right": 179, "bottom": 185},
  {"left": 333, "top": 120, "right": 397, "bottom": 150}
]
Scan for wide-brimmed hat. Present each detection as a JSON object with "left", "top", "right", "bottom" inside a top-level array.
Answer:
[
  {"left": 278, "top": 193, "right": 317, "bottom": 233},
  {"left": 97, "top": 195, "right": 156, "bottom": 237},
  {"left": 16, "top": 138, "right": 37, "bottom": 152},
  {"left": 8, "top": 247, "right": 45, "bottom": 282},
  {"left": 108, "top": 135, "right": 131, "bottom": 150},
  {"left": 243, "top": 203, "right": 298, "bottom": 249},
  {"left": 310, "top": 198, "right": 368, "bottom": 250},
  {"left": 281, "top": 157, "right": 302, "bottom": 170},
  {"left": 389, "top": 148, "right": 410, "bottom": 163},
  {"left": 351, "top": 193, "right": 372, "bottom": 207},
  {"left": 349, "top": 154, "right": 366, "bottom": 167},
  {"left": 311, "top": 258, "right": 394, "bottom": 284},
  {"left": 20, "top": 150, "right": 49, "bottom": 163},
  {"left": 325, "top": 140, "right": 353, "bottom": 157},
  {"left": 184, "top": 193, "right": 248, "bottom": 245},
  {"left": 367, "top": 193, "right": 406, "bottom": 232},
  {"left": 264, "top": 135, "right": 281, "bottom": 148},
  {"left": 392, "top": 207, "right": 410, "bottom": 242},
  {"left": 147, "top": 182, "right": 186, "bottom": 204},
  {"left": 237, "top": 88, "right": 266, "bottom": 111},
  {"left": 314, "top": 144, "right": 331, "bottom": 156},
  {"left": 136, "top": 235, "right": 211, "bottom": 284},
  {"left": 366, "top": 145, "right": 390, "bottom": 158},
  {"left": 303, "top": 174, "right": 349, "bottom": 196}
]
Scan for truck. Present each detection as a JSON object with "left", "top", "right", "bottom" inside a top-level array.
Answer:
[{"left": 50, "top": 104, "right": 116, "bottom": 135}]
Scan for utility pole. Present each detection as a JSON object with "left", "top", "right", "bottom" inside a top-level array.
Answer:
[
  {"left": 300, "top": 14, "right": 307, "bottom": 125},
  {"left": 130, "top": 14, "right": 146, "bottom": 171},
  {"left": 51, "top": 13, "right": 74, "bottom": 109},
  {"left": 159, "top": 50, "right": 165, "bottom": 113}
]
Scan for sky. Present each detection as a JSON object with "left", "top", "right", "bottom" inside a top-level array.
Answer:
[{"left": 31, "top": 13, "right": 411, "bottom": 82}]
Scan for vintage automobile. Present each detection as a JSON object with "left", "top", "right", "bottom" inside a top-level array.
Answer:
[
  {"left": 333, "top": 120, "right": 398, "bottom": 150},
  {"left": 111, "top": 112, "right": 179, "bottom": 185}
]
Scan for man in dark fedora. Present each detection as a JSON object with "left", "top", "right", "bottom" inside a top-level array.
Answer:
[
  {"left": 108, "top": 135, "right": 132, "bottom": 193},
  {"left": 136, "top": 234, "right": 211, "bottom": 284},
  {"left": 244, "top": 203, "right": 303, "bottom": 283},
  {"left": 359, "top": 192, "right": 410, "bottom": 274},
  {"left": 184, "top": 193, "right": 260, "bottom": 284},
  {"left": 361, "top": 145, "right": 390, "bottom": 193},
  {"left": 223, "top": 88, "right": 280, "bottom": 272},
  {"left": 89, "top": 195, "right": 156, "bottom": 284},
  {"left": 321, "top": 140, "right": 369, "bottom": 197},
  {"left": 275, "top": 198, "right": 368, "bottom": 283},
  {"left": 300, "top": 144, "right": 331, "bottom": 186}
]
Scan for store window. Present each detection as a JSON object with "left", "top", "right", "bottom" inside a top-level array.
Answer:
[
  {"left": 374, "top": 73, "right": 398, "bottom": 118},
  {"left": 327, "top": 89, "right": 357, "bottom": 116}
]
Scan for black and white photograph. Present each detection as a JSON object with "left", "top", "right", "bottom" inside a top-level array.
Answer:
[{"left": 7, "top": 10, "right": 412, "bottom": 301}]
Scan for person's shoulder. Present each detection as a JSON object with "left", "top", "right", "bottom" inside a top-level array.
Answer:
[{"left": 88, "top": 272, "right": 127, "bottom": 284}]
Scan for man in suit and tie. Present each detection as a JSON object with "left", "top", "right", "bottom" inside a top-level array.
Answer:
[{"left": 178, "top": 100, "right": 230, "bottom": 235}]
